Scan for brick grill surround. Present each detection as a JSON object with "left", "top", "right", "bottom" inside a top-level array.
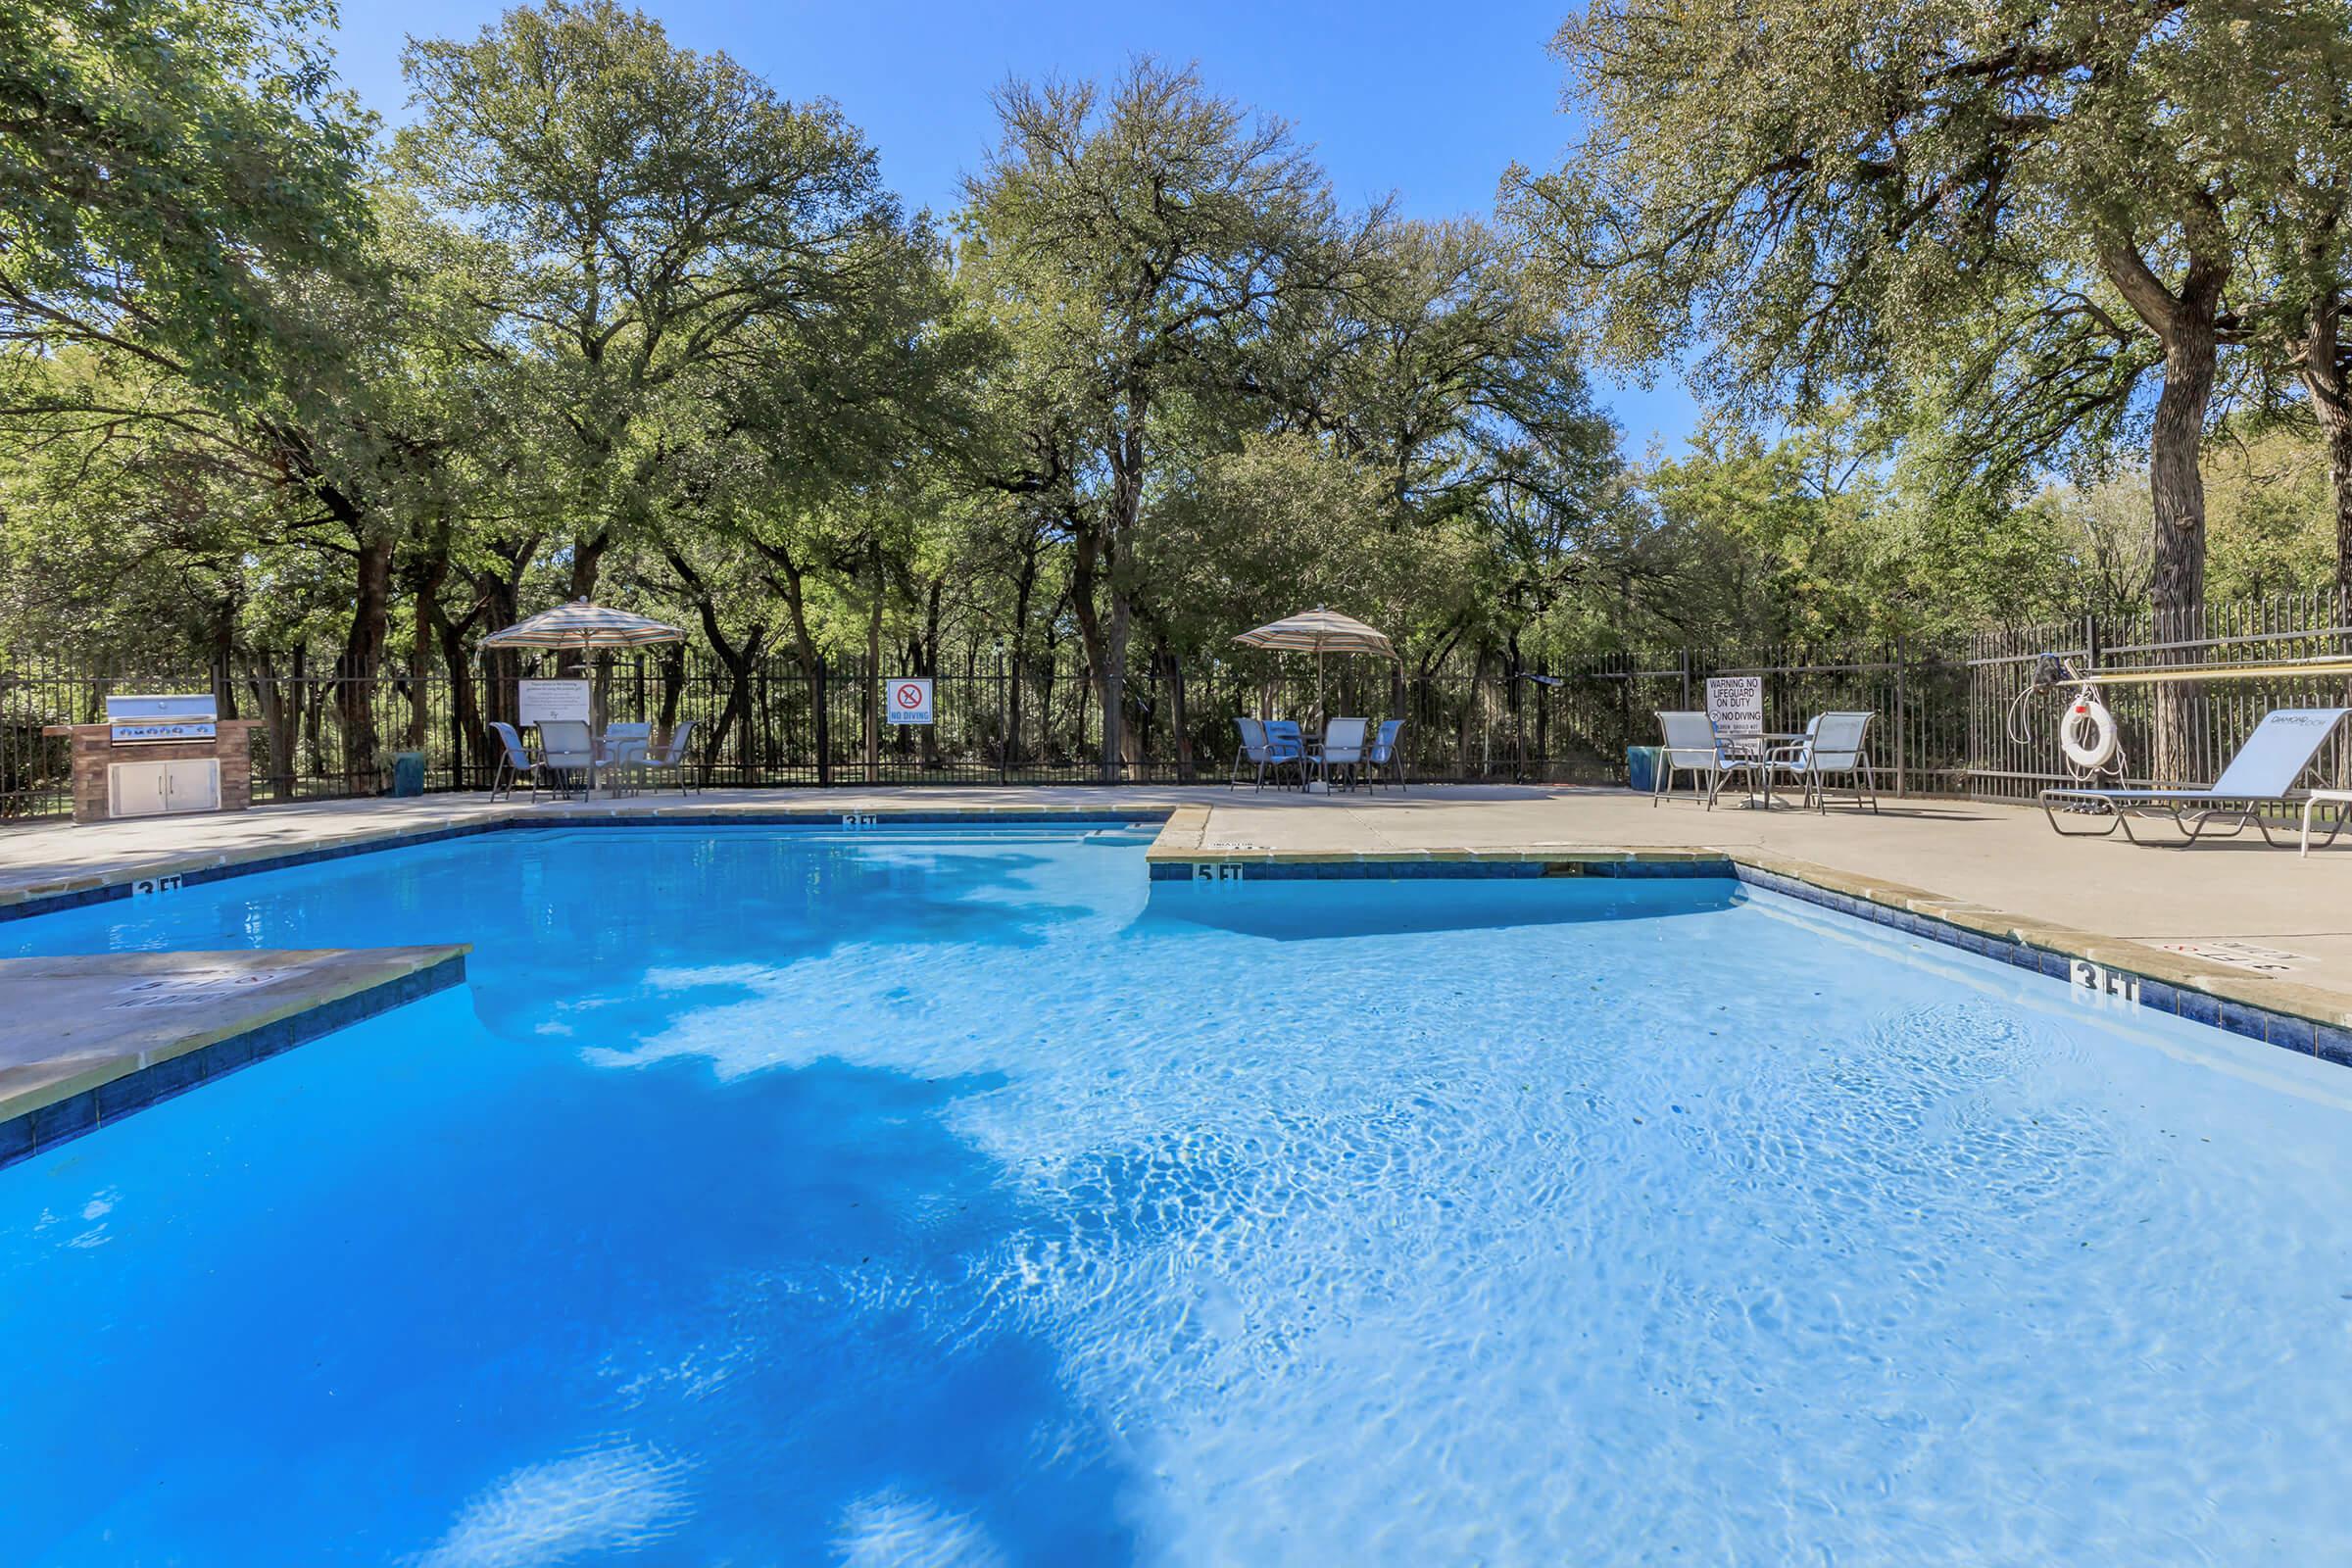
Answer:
[{"left": 42, "top": 721, "right": 262, "bottom": 824}]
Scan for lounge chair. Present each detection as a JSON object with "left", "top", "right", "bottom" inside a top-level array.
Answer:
[
  {"left": 1367, "top": 718, "right": 1406, "bottom": 791},
  {"left": 536, "top": 718, "right": 596, "bottom": 798},
  {"left": 633, "top": 719, "right": 698, "bottom": 795},
  {"left": 1315, "top": 717, "right": 1369, "bottom": 791},
  {"left": 2040, "top": 707, "right": 2350, "bottom": 844},
  {"left": 1652, "top": 710, "right": 1754, "bottom": 808},
  {"left": 1232, "top": 717, "right": 1305, "bottom": 789},
  {"left": 487, "top": 721, "right": 545, "bottom": 802},
  {"left": 1767, "top": 711, "right": 1879, "bottom": 813}
]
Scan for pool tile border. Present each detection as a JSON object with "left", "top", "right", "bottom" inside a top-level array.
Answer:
[
  {"left": 0, "top": 806, "right": 1173, "bottom": 925},
  {"left": 0, "top": 948, "right": 468, "bottom": 1170},
  {"left": 1147, "top": 841, "right": 2352, "bottom": 1068},
  {"left": 4, "top": 802, "right": 2339, "bottom": 1081}
]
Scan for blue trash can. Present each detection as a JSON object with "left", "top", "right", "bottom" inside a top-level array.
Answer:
[
  {"left": 391, "top": 751, "right": 425, "bottom": 798},
  {"left": 1625, "top": 745, "right": 1662, "bottom": 794}
]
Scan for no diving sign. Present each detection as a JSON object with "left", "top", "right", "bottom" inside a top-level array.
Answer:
[{"left": 888, "top": 677, "right": 934, "bottom": 725}]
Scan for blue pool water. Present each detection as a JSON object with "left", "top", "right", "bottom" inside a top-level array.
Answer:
[{"left": 4, "top": 826, "right": 2352, "bottom": 1565}]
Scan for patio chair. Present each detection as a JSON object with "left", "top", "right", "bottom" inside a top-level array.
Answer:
[
  {"left": 1316, "top": 717, "right": 1370, "bottom": 791},
  {"left": 487, "top": 721, "right": 545, "bottom": 803},
  {"left": 1366, "top": 718, "right": 1406, "bottom": 791},
  {"left": 1652, "top": 710, "right": 1755, "bottom": 809},
  {"left": 536, "top": 719, "right": 596, "bottom": 798},
  {"left": 2040, "top": 707, "right": 2351, "bottom": 845},
  {"left": 1768, "top": 711, "right": 1880, "bottom": 813},
  {"left": 1233, "top": 716, "right": 1307, "bottom": 789},
  {"left": 633, "top": 719, "right": 699, "bottom": 795},
  {"left": 1262, "top": 720, "right": 1309, "bottom": 789}
]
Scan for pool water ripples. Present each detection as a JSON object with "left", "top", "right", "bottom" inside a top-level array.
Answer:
[{"left": 1, "top": 827, "right": 2349, "bottom": 1564}]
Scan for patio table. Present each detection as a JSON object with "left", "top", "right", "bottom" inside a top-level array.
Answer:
[{"left": 1719, "top": 731, "right": 1810, "bottom": 809}]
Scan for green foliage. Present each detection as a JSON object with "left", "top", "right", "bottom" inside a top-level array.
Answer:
[
  {"left": 4, "top": 0, "right": 2343, "bottom": 774},
  {"left": 1509, "top": 0, "right": 2352, "bottom": 609},
  {"left": 0, "top": 0, "right": 372, "bottom": 399}
]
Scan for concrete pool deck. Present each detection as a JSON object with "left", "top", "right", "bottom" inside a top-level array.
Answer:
[
  {"left": 0, "top": 783, "right": 2344, "bottom": 1070},
  {"left": 0, "top": 945, "right": 467, "bottom": 1165}
]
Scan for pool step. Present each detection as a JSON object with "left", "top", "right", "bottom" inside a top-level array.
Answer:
[{"left": 0, "top": 946, "right": 468, "bottom": 1167}]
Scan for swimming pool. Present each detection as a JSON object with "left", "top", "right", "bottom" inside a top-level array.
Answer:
[{"left": 4, "top": 824, "right": 2350, "bottom": 1564}]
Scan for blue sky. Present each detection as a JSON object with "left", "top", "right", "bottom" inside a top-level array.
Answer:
[{"left": 325, "top": 0, "right": 1702, "bottom": 454}]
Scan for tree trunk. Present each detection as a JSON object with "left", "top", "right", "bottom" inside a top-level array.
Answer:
[
  {"left": 408, "top": 533, "right": 450, "bottom": 752},
  {"left": 337, "top": 532, "right": 395, "bottom": 792},
  {"left": 2146, "top": 321, "right": 2214, "bottom": 618},
  {"left": 470, "top": 533, "right": 538, "bottom": 733},
  {"left": 864, "top": 550, "right": 884, "bottom": 784},
  {"left": 568, "top": 529, "right": 609, "bottom": 603},
  {"left": 1102, "top": 570, "right": 1134, "bottom": 781},
  {"left": 1098, "top": 418, "right": 1152, "bottom": 781},
  {"left": 918, "top": 578, "right": 943, "bottom": 770},
  {"left": 2100, "top": 234, "right": 2225, "bottom": 783},
  {"left": 1007, "top": 541, "right": 1037, "bottom": 772},
  {"left": 2147, "top": 314, "right": 2216, "bottom": 783},
  {"left": 1163, "top": 639, "right": 1192, "bottom": 782},
  {"left": 2291, "top": 284, "right": 2352, "bottom": 596},
  {"left": 208, "top": 606, "right": 239, "bottom": 721},
  {"left": 426, "top": 596, "right": 491, "bottom": 785},
  {"left": 1069, "top": 525, "right": 1109, "bottom": 758}
]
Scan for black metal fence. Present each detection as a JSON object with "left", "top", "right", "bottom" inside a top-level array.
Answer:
[
  {"left": 3, "top": 594, "right": 2346, "bottom": 820},
  {"left": 1969, "top": 591, "right": 2352, "bottom": 801}
]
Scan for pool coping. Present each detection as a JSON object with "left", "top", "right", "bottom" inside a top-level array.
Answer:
[
  {"left": 0, "top": 945, "right": 469, "bottom": 1168},
  {"left": 0, "top": 804, "right": 1174, "bottom": 923},
  {"left": 0, "top": 800, "right": 2340, "bottom": 1088},
  {"left": 1144, "top": 806, "right": 2352, "bottom": 1068}
]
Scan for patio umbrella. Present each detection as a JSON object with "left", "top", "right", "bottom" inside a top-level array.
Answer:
[
  {"left": 480, "top": 599, "right": 686, "bottom": 796},
  {"left": 1232, "top": 607, "right": 1398, "bottom": 727}
]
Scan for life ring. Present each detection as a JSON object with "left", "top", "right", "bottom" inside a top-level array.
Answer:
[{"left": 2060, "top": 697, "right": 2118, "bottom": 769}]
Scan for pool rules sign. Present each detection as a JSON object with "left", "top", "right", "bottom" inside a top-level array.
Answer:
[{"left": 888, "top": 677, "right": 934, "bottom": 725}]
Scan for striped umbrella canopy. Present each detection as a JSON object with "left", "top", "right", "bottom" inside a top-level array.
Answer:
[
  {"left": 1231, "top": 607, "right": 1397, "bottom": 661},
  {"left": 1233, "top": 609, "right": 1397, "bottom": 735},
  {"left": 478, "top": 599, "right": 686, "bottom": 654}
]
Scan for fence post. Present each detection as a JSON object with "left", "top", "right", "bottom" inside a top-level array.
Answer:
[
  {"left": 1893, "top": 635, "right": 1907, "bottom": 798},
  {"left": 1679, "top": 648, "right": 1690, "bottom": 709},
  {"left": 814, "top": 656, "right": 831, "bottom": 788},
  {"left": 997, "top": 657, "right": 1008, "bottom": 785}
]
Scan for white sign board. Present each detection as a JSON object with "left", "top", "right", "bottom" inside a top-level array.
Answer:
[
  {"left": 887, "top": 676, "right": 935, "bottom": 726},
  {"left": 1706, "top": 675, "right": 1764, "bottom": 737},
  {"left": 517, "top": 679, "right": 592, "bottom": 726}
]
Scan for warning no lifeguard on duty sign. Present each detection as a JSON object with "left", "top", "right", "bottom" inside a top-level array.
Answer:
[{"left": 886, "top": 677, "right": 934, "bottom": 725}]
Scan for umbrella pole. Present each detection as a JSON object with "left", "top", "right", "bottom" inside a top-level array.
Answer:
[
  {"left": 585, "top": 634, "right": 598, "bottom": 801},
  {"left": 1311, "top": 651, "right": 1328, "bottom": 794}
]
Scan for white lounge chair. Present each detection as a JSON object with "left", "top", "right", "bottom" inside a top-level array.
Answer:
[
  {"left": 2040, "top": 707, "right": 2350, "bottom": 845},
  {"left": 1652, "top": 710, "right": 1754, "bottom": 808},
  {"left": 1768, "top": 711, "right": 1879, "bottom": 813}
]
